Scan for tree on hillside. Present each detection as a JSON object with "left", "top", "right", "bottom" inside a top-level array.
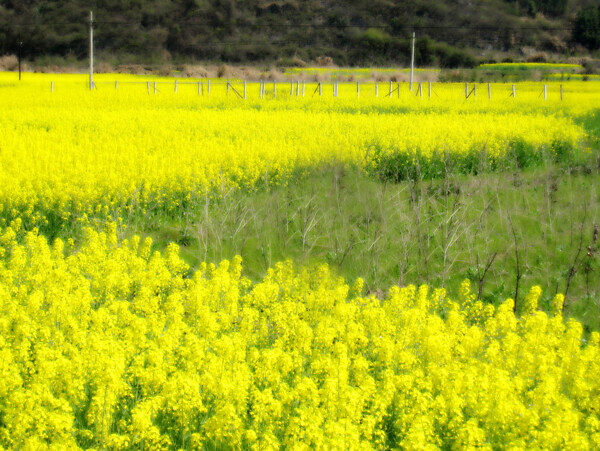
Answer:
[{"left": 573, "top": 6, "right": 600, "bottom": 50}]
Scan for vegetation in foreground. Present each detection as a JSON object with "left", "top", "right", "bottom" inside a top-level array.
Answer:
[{"left": 0, "top": 224, "right": 598, "bottom": 449}]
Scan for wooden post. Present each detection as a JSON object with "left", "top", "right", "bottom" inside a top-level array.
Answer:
[
  {"left": 89, "top": 11, "right": 94, "bottom": 90},
  {"left": 291, "top": 81, "right": 294, "bottom": 96},
  {"left": 302, "top": 81, "right": 305, "bottom": 97},
  {"left": 375, "top": 82, "right": 378, "bottom": 97},
  {"left": 473, "top": 84, "right": 476, "bottom": 99},
  {"left": 208, "top": 80, "right": 211, "bottom": 96},
  {"left": 410, "top": 31, "right": 415, "bottom": 91},
  {"left": 51, "top": 81, "right": 54, "bottom": 93},
  {"left": 199, "top": 81, "right": 202, "bottom": 95},
  {"left": 18, "top": 40, "right": 22, "bottom": 81},
  {"left": 227, "top": 81, "right": 230, "bottom": 95},
  {"left": 512, "top": 84, "right": 516, "bottom": 98},
  {"left": 465, "top": 82, "right": 468, "bottom": 99},
  {"left": 560, "top": 83, "right": 563, "bottom": 102},
  {"left": 115, "top": 80, "right": 118, "bottom": 90},
  {"left": 544, "top": 84, "right": 547, "bottom": 101},
  {"left": 357, "top": 81, "right": 360, "bottom": 98},
  {"left": 428, "top": 82, "right": 432, "bottom": 98},
  {"left": 147, "top": 81, "right": 150, "bottom": 94},
  {"left": 319, "top": 82, "right": 322, "bottom": 96},
  {"left": 154, "top": 81, "right": 157, "bottom": 94},
  {"left": 397, "top": 82, "right": 400, "bottom": 98},
  {"left": 488, "top": 83, "right": 491, "bottom": 101},
  {"left": 389, "top": 81, "right": 393, "bottom": 97},
  {"left": 175, "top": 80, "right": 177, "bottom": 93},
  {"left": 296, "top": 80, "right": 300, "bottom": 97}
]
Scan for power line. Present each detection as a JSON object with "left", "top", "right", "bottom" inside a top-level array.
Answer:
[{"left": 0, "top": 20, "right": 581, "bottom": 31}]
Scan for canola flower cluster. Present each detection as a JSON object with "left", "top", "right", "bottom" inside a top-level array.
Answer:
[
  {"left": 283, "top": 67, "right": 439, "bottom": 78},
  {"left": 0, "top": 220, "right": 599, "bottom": 450},
  {"left": 0, "top": 73, "right": 596, "bottom": 231},
  {"left": 478, "top": 63, "right": 583, "bottom": 71}
]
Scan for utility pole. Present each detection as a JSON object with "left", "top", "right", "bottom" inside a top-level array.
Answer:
[
  {"left": 89, "top": 11, "right": 94, "bottom": 90},
  {"left": 18, "top": 40, "right": 22, "bottom": 81},
  {"left": 410, "top": 32, "right": 415, "bottom": 91}
]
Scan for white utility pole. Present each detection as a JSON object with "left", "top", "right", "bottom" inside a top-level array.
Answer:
[
  {"left": 410, "top": 32, "right": 415, "bottom": 91},
  {"left": 89, "top": 11, "right": 94, "bottom": 90}
]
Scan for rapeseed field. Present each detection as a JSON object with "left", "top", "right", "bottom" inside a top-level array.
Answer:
[{"left": 1, "top": 73, "right": 599, "bottom": 449}]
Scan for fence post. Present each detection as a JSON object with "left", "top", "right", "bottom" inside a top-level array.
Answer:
[
  {"left": 319, "top": 82, "right": 322, "bottom": 96},
  {"left": 544, "top": 84, "right": 547, "bottom": 102},
  {"left": 389, "top": 81, "right": 393, "bottom": 98},
  {"left": 291, "top": 81, "right": 294, "bottom": 96},
  {"left": 428, "top": 82, "right": 432, "bottom": 98},
  {"left": 154, "top": 81, "right": 157, "bottom": 94},
  {"left": 512, "top": 84, "right": 516, "bottom": 98},
  {"left": 208, "top": 80, "right": 211, "bottom": 96},
  {"left": 560, "top": 84, "right": 563, "bottom": 101},
  {"left": 375, "top": 82, "right": 378, "bottom": 97},
  {"left": 115, "top": 80, "right": 118, "bottom": 90},
  {"left": 175, "top": 80, "right": 177, "bottom": 93},
  {"left": 397, "top": 82, "right": 400, "bottom": 98},
  {"left": 147, "top": 81, "right": 150, "bottom": 94},
  {"left": 357, "top": 81, "right": 360, "bottom": 98},
  {"left": 488, "top": 83, "right": 491, "bottom": 101},
  {"left": 473, "top": 84, "right": 476, "bottom": 99},
  {"left": 296, "top": 81, "right": 300, "bottom": 97},
  {"left": 199, "top": 81, "right": 202, "bottom": 96},
  {"left": 51, "top": 81, "right": 54, "bottom": 93},
  {"left": 302, "top": 81, "right": 305, "bottom": 97},
  {"left": 227, "top": 81, "right": 230, "bottom": 96},
  {"left": 465, "top": 82, "right": 468, "bottom": 99}
]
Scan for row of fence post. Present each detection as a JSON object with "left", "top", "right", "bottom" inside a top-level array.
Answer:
[{"left": 50, "top": 80, "right": 566, "bottom": 101}]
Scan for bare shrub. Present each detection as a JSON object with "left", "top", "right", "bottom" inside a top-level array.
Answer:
[
  {"left": 266, "top": 68, "right": 285, "bottom": 81},
  {"left": 238, "top": 66, "right": 261, "bottom": 81},
  {"left": 0, "top": 55, "right": 19, "bottom": 71},
  {"left": 115, "top": 64, "right": 149, "bottom": 75},
  {"left": 315, "top": 56, "right": 335, "bottom": 67},
  {"left": 217, "top": 64, "right": 232, "bottom": 78},
  {"left": 291, "top": 56, "right": 306, "bottom": 67},
  {"left": 181, "top": 65, "right": 208, "bottom": 78},
  {"left": 95, "top": 62, "right": 114, "bottom": 73},
  {"left": 526, "top": 53, "right": 547, "bottom": 63}
]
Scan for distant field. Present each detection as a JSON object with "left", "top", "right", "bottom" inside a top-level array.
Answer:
[
  {"left": 479, "top": 62, "right": 583, "bottom": 72},
  {"left": 1, "top": 73, "right": 596, "bottom": 234},
  {"left": 284, "top": 67, "right": 440, "bottom": 80}
]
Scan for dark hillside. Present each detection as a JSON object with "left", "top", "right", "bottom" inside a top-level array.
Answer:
[{"left": 0, "top": 0, "right": 597, "bottom": 67}]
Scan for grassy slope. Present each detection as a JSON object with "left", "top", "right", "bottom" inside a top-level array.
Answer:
[{"left": 136, "top": 161, "right": 600, "bottom": 332}]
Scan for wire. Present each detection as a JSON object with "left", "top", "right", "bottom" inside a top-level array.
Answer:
[{"left": 0, "top": 20, "right": 583, "bottom": 32}]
